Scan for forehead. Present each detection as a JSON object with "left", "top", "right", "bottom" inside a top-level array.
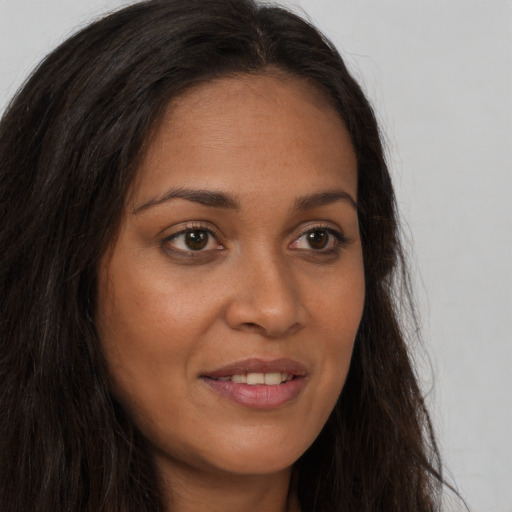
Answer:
[{"left": 129, "top": 73, "right": 357, "bottom": 206}]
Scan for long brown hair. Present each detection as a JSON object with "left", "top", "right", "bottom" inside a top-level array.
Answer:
[{"left": 1, "top": 0, "right": 452, "bottom": 510}]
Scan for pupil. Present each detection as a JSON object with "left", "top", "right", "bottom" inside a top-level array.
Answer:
[
  {"left": 308, "top": 230, "right": 328, "bottom": 250},
  {"left": 185, "top": 230, "right": 208, "bottom": 250}
]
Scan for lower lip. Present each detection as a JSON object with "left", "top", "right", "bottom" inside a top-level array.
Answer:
[{"left": 202, "top": 377, "right": 306, "bottom": 409}]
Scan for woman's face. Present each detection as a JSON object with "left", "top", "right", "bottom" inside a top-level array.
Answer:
[{"left": 97, "top": 74, "right": 364, "bottom": 479}]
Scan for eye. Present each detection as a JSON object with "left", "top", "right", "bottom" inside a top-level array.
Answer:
[
  {"left": 304, "top": 230, "right": 330, "bottom": 250},
  {"left": 291, "top": 227, "right": 347, "bottom": 252},
  {"left": 164, "top": 227, "right": 223, "bottom": 253}
]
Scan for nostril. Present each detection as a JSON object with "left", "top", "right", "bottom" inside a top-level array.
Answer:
[
  {"left": 241, "top": 322, "right": 263, "bottom": 332},
  {"left": 238, "top": 320, "right": 303, "bottom": 339}
]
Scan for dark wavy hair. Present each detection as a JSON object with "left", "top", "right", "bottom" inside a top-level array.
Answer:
[{"left": 0, "top": 0, "right": 451, "bottom": 510}]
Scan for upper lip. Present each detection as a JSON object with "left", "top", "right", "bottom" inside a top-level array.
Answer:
[{"left": 201, "top": 358, "right": 308, "bottom": 379}]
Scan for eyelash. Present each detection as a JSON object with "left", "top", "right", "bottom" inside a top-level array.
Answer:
[
  {"left": 162, "top": 223, "right": 222, "bottom": 255},
  {"left": 161, "top": 223, "right": 348, "bottom": 257},
  {"left": 293, "top": 224, "right": 349, "bottom": 255}
]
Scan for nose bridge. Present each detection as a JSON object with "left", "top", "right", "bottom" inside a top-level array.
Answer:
[{"left": 224, "top": 244, "right": 305, "bottom": 337}]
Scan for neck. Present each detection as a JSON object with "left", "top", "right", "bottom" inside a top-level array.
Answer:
[{"left": 155, "top": 455, "right": 299, "bottom": 512}]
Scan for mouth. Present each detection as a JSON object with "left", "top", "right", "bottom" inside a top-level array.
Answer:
[
  {"left": 207, "top": 372, "right": 295, "bottom": 385},
  {"left": 200, "top": 358, "right": 307, "bottom": 409}
]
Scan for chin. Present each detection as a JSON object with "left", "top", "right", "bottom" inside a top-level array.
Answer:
[
  {"left": 152, "top": 431, "right": 307, "bottom": 478},
  {"left": 208, "top": 453, "right": 298, "bottom": 477},
  {"left": 201, "top": 435, "right": 309, "bottom": 476}
]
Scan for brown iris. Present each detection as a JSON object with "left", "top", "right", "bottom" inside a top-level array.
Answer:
[
  {"left": 184, "top": 230, "right": 209, "bottom": 250},
  {"left": 307, "top": 230, "right": 329, "bottom": 250}
]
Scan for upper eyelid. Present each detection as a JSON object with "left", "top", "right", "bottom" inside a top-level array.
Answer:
[
  {"left": 167, "top": 228, "right": 217, "bottom": 241},
  {"left": 296, "top": 222, "right": 342, "bottom": 233},
  {"left": 293, "top": 226, "right": 348, "bottom": 247},
  {"left": 164, "top": 222, "right": 221, "bottom": 239},
  {"left": 294, "top": 223, "right": 346, "bottom": 239}
]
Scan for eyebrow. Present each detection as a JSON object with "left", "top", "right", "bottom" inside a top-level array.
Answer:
[
  {"left": 133, "top": 187, "right": 240, "bottom": 214},
  {"left": 294, "top": 190, "right": 358, "bottom": 212},
  {"left": 133, "top": 186, "right": 357, "bottom": 214}
]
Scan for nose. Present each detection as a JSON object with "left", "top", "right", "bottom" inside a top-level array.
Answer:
[{"left": 223, "top": 251, "right": 307, "bottom": 338}]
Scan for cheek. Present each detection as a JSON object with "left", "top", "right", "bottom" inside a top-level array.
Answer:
[
  {"left": 310, "top": 258, "right": 365, "bottom": 396},
  {"left": 95, "top": 253, "right": 230, "bottom": 416},
  {"left": 96, "top": 259, "right": 181, "bottom": 398},
  {"left": 97, "top": 258, "right": 210, "bottom": 355},
  {"left": 311, "top": 255, "right": 365, "bottom": 339}
]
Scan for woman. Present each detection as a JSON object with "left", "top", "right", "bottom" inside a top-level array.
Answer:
[{"left": 0, "top": 0, "right": 452, "bottom": 510}]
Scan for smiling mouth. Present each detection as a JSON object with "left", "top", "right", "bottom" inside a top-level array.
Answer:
[
  {"left": 207, "top": 372, "right": 295, "bottom": 385},
  {"left": 201, "top": 358, "right": 307, "bottom": 408},
  {"left": 202, "top": 372, "right": 305, "bottom": 409}
]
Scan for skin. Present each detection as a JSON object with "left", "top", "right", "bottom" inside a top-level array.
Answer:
[{"left": 96, "top": 73, "right": 365, "bottom": 512}]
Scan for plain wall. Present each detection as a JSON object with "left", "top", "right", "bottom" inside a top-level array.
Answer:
[{"left": 1, "top": 1, "right": 511, "bottom": 511}]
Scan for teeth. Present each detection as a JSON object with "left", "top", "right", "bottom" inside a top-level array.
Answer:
[
  {"left": 215, "top": 372, "right": 294, "bottom": 385},
  {"left": 264, "top": 372, "right": 282, "bottom": 385},
  {"left": 246, "top": 373, "right": 265, "bottom": 385}
]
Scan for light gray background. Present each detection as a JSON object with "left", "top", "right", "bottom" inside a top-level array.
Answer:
[{"left": 1, "top": 1, "right": 510, "bottom": 511}]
